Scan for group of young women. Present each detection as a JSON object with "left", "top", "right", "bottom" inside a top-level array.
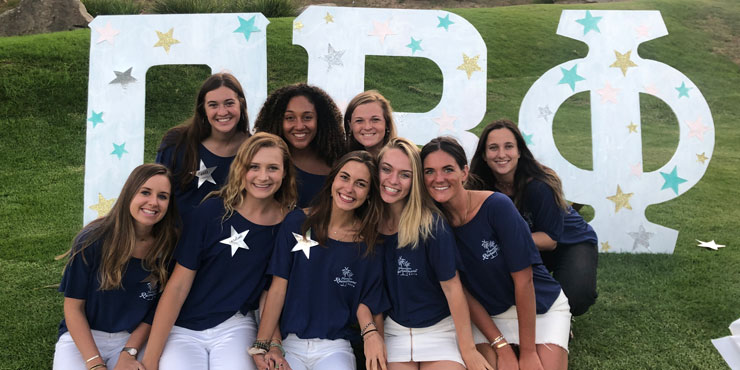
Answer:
[{"left": 54, "top": 73, "right": 598, "bottom": 370}]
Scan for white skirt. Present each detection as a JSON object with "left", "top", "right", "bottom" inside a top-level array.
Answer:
[
  {"left": 472, "top": 290, "right": 571, "bottom": 351},
  {"left": 384, "top": 315, "right": 464, "bottom": 366}
]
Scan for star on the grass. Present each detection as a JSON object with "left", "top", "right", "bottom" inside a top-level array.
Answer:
[
  {"left": 234, "top": 16, "right": 260, "bottom": 41},
  {"left": 607, "top": 185, "right": 633, "bottom": 213},
  {"left": 696, "top": 239, "right": 725, "bottom": 251},
  {"left": 109, "top": 67, "right": 137, "bottom": 87},
  {"left": 437, "top": 14, "right": 454, "bottom": 31},
  {"left": 660, "top": 165, "right": 687, "bottom": 195},
  {"left": 597, "top": 82, "right": 620, "bottom": 103},
  {"left": 324, "top": 12, "right": 334, "bottom": 24},
  {"left": 600, "top": 241, "right": 612, "bottom": 252},
  {"left": 194, "top": 160, "right": 216, "bottom": 188},
  {"left": 294, "top": 21, "right": 304, "bottom": 31},
  {"left": 628, "top": 225, "right": 654, "bottom": 252},
  {"left": 89, "top": 193, "right": 116, "bottom": 218},
  {"left": 635, "top": 24, "right": 650, "bottom": 38},
  {"left": 576, "top": 10, "right": 602, "bottom": 35},
  {"left": 154, "top": 28, "right": 180, "bottom": 54},
  {"left": 696, "top": 152, "right": 709, "bottom": 164},
  {"left": 610, "top": 50, "right": 637, "bottom": 76},
  {"left": 220, "top": 226, "right": 250, "bottom": 256},
  {"left": 558, "top": 65, "right": 585, "bottom": 91},
  {"left": 457, "top": 53, "right": 481, "bottom": 80},
  {"left": 88, "top": 111, "right": 104, "bottom": 128},
  {"left": 406, "top": 37, "right": 423, "bottom": 55},
  {"left": 627, "top": 122, "right": 638, "bottom": 133},
  {"left": 686, "top": 117, "right": 709, "bottom": 141},
  {"left": 522, "top": 131, "right": 534, "bottom": 145},
  {"left": 95, "top": 22, "right": 119, "bottom": 44},
  {"left": 434, "top": 110, "right": 457, "bottom": 133},
  {"left": 630, "top": 162, "right": 642, "bottom": 178},
  {"left": 368, "top": 19, "right": 395, "bottom": 44},
  {"left": 291, "top": 229, "right": 320, "bottom": 259},
  {"left": 320, "top": 43, "right": 345, "bottom": 71},
  {"left": 111, "top": 142, "right": 128, "bottom": 159},
  {"left": 676, "top": 81, "right": 692, "bottom": 98},
  {"left": 538, "top": 106, "right": 553, "bottom": 122}
]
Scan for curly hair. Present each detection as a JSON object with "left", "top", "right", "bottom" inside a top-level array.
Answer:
[
  {"left": 254, "top": 83, "right": 346, "bottom": 166},
  {"left": 344, "top": 90, "right": 397, "bottom": 152}
]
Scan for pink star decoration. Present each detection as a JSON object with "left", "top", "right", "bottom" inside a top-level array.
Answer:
[
  {"left": 95, "top": 22, "right": 120, "bottom": 44},
  {"left": 434, "top": 110, "right": 457, "bottom": 133},
  {"left": 644, "top": 84, "right": 659, "bottom": 96},
  {"left": 630, "top": 162, "right": 642, "bottom": 178},
  {"left": 597, "top": 82, "right": 620, "bottom": 104},
  {"left": 635, "top": 24, "right": 650, "bottom": 38},
  {"left": 686, "top": 117, "right": 710, "bottom": 141},
  {"left": 368, "top": 19, "right": 395, "bottom": 44}
]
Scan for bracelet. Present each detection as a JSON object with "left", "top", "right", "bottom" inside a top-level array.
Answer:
[
  {"left": 88, "top": 364, "right": 107, "bottom": 370},
  {"left": 247, "top": 347, "right": 268, "bottom": 356},
  {"left": 248, "top": 339, "right": 270, "bottom": 356},
  {"left": 495, "top": 341, "right": 510, "bottom": 349},
  {"left": 360, "top": 321, "right": 376, "bottom": 334},
  {"left": 85, "top": 354, "right": 100, "bottom": 363},
  {"left": 270, "top": 342, "right": 286, "bottom": 357},
  {"left": 490, "top": 335, "right": 505, "bottom": 347},
  {"left": 361, "top": 328, "right": 378, "bottom": 340}
]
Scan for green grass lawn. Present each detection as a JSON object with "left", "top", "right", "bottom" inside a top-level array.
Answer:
[{"left": 1, "top": 0, "right": 739, "bottom": 368}]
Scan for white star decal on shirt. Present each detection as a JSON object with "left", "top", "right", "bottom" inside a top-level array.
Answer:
[
  {"left": 194, "top": 160, "right": 217, "bottom": 188},
  {"left": 291, "top": 229, "right": 320, "bottom": 259},
  {"left": 220, "top": 226, "right": 250, "bottom": 256}
]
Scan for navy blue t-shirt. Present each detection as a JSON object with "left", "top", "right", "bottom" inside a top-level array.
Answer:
[
  {"left": 453, "top": 193, "right": 561, "bottom": 316},
  {"left": 174, "top": 197, "right": 279, "bottom": 330},
  {"left": 294, "top": 166, "right": 326, "bottom": 208},
  {"left": 58, "top": 238, "right": 159, "bottom": 337},
  {"left": 156, "top": 140, "right": 235, "bottom": 220},
  {"left": 268, "top": 209, "right": 389, "bottom": 340},
  {"left": 382, "top": 217, "right": 461, "bottom": 328},
  {"left": 520, "top": 180, "right": 597, "bottom": 246}
]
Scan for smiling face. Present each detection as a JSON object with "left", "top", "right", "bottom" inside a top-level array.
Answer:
[
  {"left": 129, "top": 174, "right": 171, "bottom": 231},
  {"left": 282, "top": 95, "right": 317, "bottom": 150},
  {"left": 243, "top": 146, "right": 284, "bottom": 200},
  {"left": 422, "top": 150, "right": 468, "bottom": 204},
  {"left": 378, "top": 148, "right": 412, "bottom": 205},
  {"left": 484, "top": 128, "right": 520, "bottom": 181},
  {"left": 350, "top": 102, "right": 386, "bottom": 153},
  {"left": 331, "top": 160, "right": 371, "bottom": 212},
  {"left": 204, "top": 86, "right": 241, "bottom": 135}
]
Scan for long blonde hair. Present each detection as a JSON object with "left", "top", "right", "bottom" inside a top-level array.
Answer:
[
  {"left": 378, "top": 138, "right": 440, "bottom": 249},
  {"left": 210, "top": 132, "right": 297, "bottom": 221},
  {"left": 60, "top": 164, "right": 180, "bottom": 291}
]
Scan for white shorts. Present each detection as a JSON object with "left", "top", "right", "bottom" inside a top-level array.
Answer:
[
  {"left": 472, "top": 290, "right": 571, "bottom": 351},
  {"left": 384, "top": 315, "right": 464, "bottom": 366},
  {"left": 282, "top": 334, "right": 356, "bottom": 370},
  {"left": 53, "top": 330, "right": 136, "bottom": 370}
]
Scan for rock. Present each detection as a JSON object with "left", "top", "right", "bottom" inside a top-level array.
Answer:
[{"left": 0, "top": 0, "right": 93, "bottom": 37}]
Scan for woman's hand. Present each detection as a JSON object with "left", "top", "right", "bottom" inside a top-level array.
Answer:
[
  {"left": 460, "top": 348, "right": 494, "bottom": 370},
  {"left": 363, "top": 330, "right": 387, "bottom": 370},
  {"left": 518, "top": 349, "right": 544, "bottom": 370},
  {"left": 264, "top": 347, "right": 291, "bottom": 370},
  {"left": 495, "top": 345, "right": 519, "bottom": 370},
  {"left": 113, "top": 352, "right": 146, "bottom": 370}
]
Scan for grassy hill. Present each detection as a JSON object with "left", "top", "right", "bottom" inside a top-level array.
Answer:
[{"left": 1, "top": 0, "right": 738, "bottom": 368}]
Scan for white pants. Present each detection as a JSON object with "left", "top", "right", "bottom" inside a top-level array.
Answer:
[
  {"left": 160, "top": 312, "right": 257, "bottom": 370},
  {"left": 53, "top": 330, "right": 136, "bottom": 370},
  {"left": 282, "top": 334, "right": 356, "bottom": 370}
]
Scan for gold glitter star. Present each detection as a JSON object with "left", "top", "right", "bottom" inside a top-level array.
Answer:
[
  {"left": 294, "top": 21, "right": 304, "bottom": 31},
  {"left": 324, "top": 12, "right": 334, "bottom": 24},
  {"left": 600, "top": 241, "right": 612, "bottom": 252},
  {"left": 606, "top": 185, "right": 633, "bottom": 213},
  {"left": 696, "top": 152, "right": 709, "bottom": 164},
  {"left": 609, "top": 50, "right": 637, "bottom": 76},
  {"left": 627, "top": 122, "right": 638, "bottom": 133},
  {"left": 457, "top": 53, "right": 481, "bottom": 80},
  {"left": 89, "top": 193, "right": 116, "bottom": 218},
  {"left": 154, "top": 28, "right": 180, "bottom": 54}
]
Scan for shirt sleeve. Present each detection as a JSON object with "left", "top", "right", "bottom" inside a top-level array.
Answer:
[
  {"left": 359, "top": 249, "right": 391, "bottom": 315},
  {"left": 524, "top": 180, "right": 565, "bottom": 242},
  {"left": 59, "top": 240, "right": 98, "bottom": 299},
  {"left": 173, "top": 201, "right": 213, "bottom": 271},
  {"left": 426, "top": 218, "right": 459, "bottom": 282},
  {"left": 489, "top": 194, "right": 542, "bottom": 274}
]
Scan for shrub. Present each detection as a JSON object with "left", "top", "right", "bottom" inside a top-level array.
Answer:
[
  {"left": 150, "top": 0, "right": 296, "bottom": 16},
  {"left": 81, "top": 0, "right": 144, "bottom": 16}
]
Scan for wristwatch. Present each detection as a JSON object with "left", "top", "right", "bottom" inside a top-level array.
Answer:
[{"left": 121, "top": 347, "right": 138, "bottom": 357}]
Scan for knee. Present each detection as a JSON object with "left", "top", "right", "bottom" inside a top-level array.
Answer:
[{"left": 564, "top": 288, "right": 597, "bottom": 316}]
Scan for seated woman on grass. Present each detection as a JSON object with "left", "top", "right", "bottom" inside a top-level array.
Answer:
[
  {"left": 421, "top": 137, "right": 571, "bottom": 370},
  {"left": 254, "top": 83, "right": 346, "bottom": 208},
  {"left": 156, "top": 72, "right": 250, "bottom": 220},
  {"left": 251, "top": 151, "right": 388, "bottom": 370},
  {"left": 53, "top": 163, "right": 180, "bottom": 370},
  {"left": 344, "top": 90, "right": 397, "bottom": 157},
  {"left": 141, "top": 133, "right": 297, "bottom": 370},
  {"left": 468, "top": 119, "right": 598, "bottom": 317}
]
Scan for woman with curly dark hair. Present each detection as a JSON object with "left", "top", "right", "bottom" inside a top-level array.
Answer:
[{"left": 254, "top": 83, "right": 347, "bottom": 208}]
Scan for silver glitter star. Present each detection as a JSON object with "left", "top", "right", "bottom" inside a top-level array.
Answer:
[
  {"left": 628, "top": 225, "right": 654, "bottom": 252},
  {"left": 320, "top": 43, "right": 345, "bottom": 71},
  {"left": 538, "top": 106, "right": 553, "bottom": 122},
  {"left": 109, "top": 67, "right": 137, "bottom": 87},
  {"left": 193, "top": 160, "right": 217, "bottom": 188}
]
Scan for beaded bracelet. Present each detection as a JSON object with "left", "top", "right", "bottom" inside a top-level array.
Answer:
[
  {"left": 248, "top": 339, "right": 270, "bottom": 355},
  {"left": 270, "top": 342, "right": 286, "bottom": 357},
  {"left": 361, "top": 328, "right": 378, "bottom": 340},
  {"left": 360, "top": 321, "right": 376, "bottom": 334}
]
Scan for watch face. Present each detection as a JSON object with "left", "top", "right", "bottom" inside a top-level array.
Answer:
[{"left": 123, "top": 347, "right": 138, "bottom": 356}]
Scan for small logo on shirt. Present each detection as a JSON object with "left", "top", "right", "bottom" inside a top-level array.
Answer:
[
  {"left": 481, "top": 240, "right": 500, "bottom": 261},
  {"left": 139, "top": 282, "right": 157, "bottom": 301},
  {"left": 397, "top": 257, "right": 418, "bottom": 277},
  {"left": 334, "top": 267, "right": 357, "bottom": 288}
]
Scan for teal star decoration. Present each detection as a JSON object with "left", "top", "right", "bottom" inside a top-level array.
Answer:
[
  {"left": 558, "top": 65, "right": 585, "bottom": 91},
  {"left": 660, "top": 165, "right": 687, "bottom": 195},
  {"left": 111, "top": 142, "right": 128, "bottom": 159},
  {"left": 437, "top": 14, "right": 454, "bottom": 31},
  {"left": 676, "top": 82, "right": 692, "bottom": 98},
  {"left": 234, "top": 16, "right": 260, "bottom": 41},
  {"left": 406, "top": 37, "right": 422, "bottom": 55},
  {"left": 522, "top": 131, "right": 534, "bottom": 145},
  {"left": 576, "top": 10, "right": 602, "bottom": 35},
  {"left": 88, "top": 111, "right": 104, "bottom": 128}
]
